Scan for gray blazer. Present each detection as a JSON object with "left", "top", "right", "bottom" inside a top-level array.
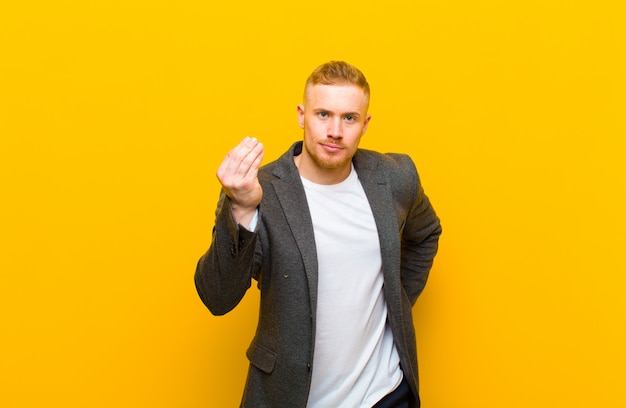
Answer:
[{"left": 195, "top": 141, "right": 441, "bottom": 408}]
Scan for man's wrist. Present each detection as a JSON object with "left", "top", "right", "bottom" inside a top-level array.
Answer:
[{"left": 231, "top": 205, "right": 258, "bottom": 230}]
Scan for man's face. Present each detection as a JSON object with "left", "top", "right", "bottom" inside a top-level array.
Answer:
[{"left": 297, "top": 83, "right": 371, "bottom": 183}]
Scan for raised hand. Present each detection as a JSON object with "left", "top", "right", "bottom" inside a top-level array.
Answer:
[{"left": 216, "top": 137, "right": 264, "bottom": 226}]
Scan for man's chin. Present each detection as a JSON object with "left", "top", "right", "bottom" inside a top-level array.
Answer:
[{"left": 315, "top": 156, "right": 350, "bottom": 171}]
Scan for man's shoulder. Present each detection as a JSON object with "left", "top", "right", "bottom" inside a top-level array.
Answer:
[
  {"left": 354, "top": 149, "right": 421, "bottom": 198},
  {"left": 354, "top": 148, "right": 416, "bottom": 173}
]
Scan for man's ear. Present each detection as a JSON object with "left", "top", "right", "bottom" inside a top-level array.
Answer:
[
  {"left": 297, "top": 104, "right": 305, "bottom": 129},
  {"left": 361, "top": 114, "right": 372, "bottom": 135}
]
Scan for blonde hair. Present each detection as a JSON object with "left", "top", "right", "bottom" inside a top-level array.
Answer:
[{"left": 304, "top": 61, "right": 370, "bottom": 101}]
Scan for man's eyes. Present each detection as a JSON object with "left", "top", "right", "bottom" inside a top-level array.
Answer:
[{"left": 316, "top": 112, "right": 357, "bottom": 121}]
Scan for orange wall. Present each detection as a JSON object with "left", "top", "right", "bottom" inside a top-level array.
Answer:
[{"left": 1, "top": 1, "right": 625, "bottom": 406}]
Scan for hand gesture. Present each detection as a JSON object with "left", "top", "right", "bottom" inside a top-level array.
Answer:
[{"left": 216, "top": 137, "right": 264, "bottom": 226}]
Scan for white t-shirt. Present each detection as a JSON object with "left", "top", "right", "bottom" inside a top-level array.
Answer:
[{"left": 302, "top": 165, "right": 403, "bottom": 408}]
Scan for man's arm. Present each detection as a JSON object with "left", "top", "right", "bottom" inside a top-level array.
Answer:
[
  {"left": 400, "top": 159, "right": 442, "bottom": 305},
  {"left": 194, "top": 137, "right": 264, "bottom": 315}
]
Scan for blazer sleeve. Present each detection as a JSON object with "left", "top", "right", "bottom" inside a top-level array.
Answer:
[
  {"left": 194, "top": 190, "right": 261, "bottom": 315},
  {"left": 399, "top": 157, "right": 442, "bottom": 305}
]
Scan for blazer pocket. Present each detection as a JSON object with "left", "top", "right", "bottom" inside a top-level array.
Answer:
[{"left": 246, "top": 340, "right": 277, "bottom": 374}]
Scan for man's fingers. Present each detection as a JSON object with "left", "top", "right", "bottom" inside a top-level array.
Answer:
[
  {"left": 227, "top": 137, "right": 262, "bottom": 179},
  {"left": 248, "top": 146, "right": 264, "bottom": 178},
  {"left": 239, "top": 139, "right": 264, "bottom": 179},
  {"left": 217, "top": 137, "right": 264, "bottom": 185}
]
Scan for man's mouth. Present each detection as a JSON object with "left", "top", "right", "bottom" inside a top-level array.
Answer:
[{"left": 322, "top": 143, "right": 342, "bottom": 152}]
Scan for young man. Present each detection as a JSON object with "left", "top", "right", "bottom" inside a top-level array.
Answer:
[{"left": 195, "top": 61, "right": 441, "bottom": 407}]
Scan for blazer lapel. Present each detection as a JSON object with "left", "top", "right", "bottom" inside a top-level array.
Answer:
[
  {"left": 353, "top": 152, "right": 403, "bottom": 312},
  {"left": 270, "top": 143, "right": 319, "bottom": 317}
]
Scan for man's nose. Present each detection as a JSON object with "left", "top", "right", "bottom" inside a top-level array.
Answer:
[{"left": 327, "top": 118, "right": 342, "bottom": 138}]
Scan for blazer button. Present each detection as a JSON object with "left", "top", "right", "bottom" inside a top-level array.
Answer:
[{"left": 230, "top": 245, "right": 236, "bottom": 256}]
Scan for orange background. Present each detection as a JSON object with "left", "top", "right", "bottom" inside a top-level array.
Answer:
[{"left": 1, "top": 1, "right": 625, "bottom": 406}]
